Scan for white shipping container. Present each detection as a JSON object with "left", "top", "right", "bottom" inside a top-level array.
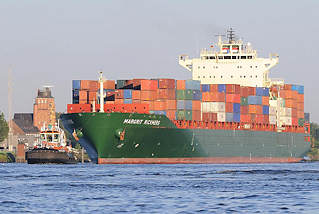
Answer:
[
  {"left": 201, "top": 102, "right": 209, "bottom": 113},
  {"left": 280, "top": 108, "right": 292, "bottom": 117},
  {"left": 217, "top": 112, "right": 226, "bottom": 122},
  {"left": 211, "top": 102, "right": 225, "bottom": 112},
  {"left": 280, "top": 116, "right": 292, "bottom": 126},
  {"left": 269, "top": 100, "right": 277, "bottom": 107},
  {"left": 269, "top": 115, "right": 277, "bottom": 124},
  {"left": 269, "top": 106, "right": 277, "bottom": 115}
]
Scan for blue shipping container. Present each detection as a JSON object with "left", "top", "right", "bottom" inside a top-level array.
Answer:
[
  {"left": 263, "top": 88, "right": 269, "bottom": 96},
  {"left": 185, "top": 80, "right": 201, "bottom": 90},
  {"left": 72, "top": 80, "right": 81, "bottom": 90},
  {"left": 177, "top": 100, "right": 192, "bottom": 110},
  {"left": 201, "top": 84, "right": 210, "bottom": 92},
  {"left": 262, "top": 105, "right": 269, "bottom": 115},
  {"left": 150, "top": 110, "right": 166, "bottom": 115},
  {"left": 192, "top": 90, "right": 202, "bottom": 100},
  {"left": 123, "top": 90, "right": 132, "bottom": 99},
  {"left": 233, "top": 113, "right": 240, "bottom": 123},
  {"left": 124, "top": 99, "right": 132, "bottom": 104},
  {"left": 218, "top": 84, "right": 226, "bottom": 92},
  {"left": 226, "top": 113, "right": 234, "bottom": 122},
  {"left": 256, "top": 87, "right": 269, "bottom": 96},
  {"left": 233, "top": 103, "right": 241, "bottom": 113},
  {"left": 248, "top": 96, "right": 262, "bottom": 105}
]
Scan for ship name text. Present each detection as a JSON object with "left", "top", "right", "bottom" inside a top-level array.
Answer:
[{"left": 123, "top": 119, "right": 161, "bottom": 126}]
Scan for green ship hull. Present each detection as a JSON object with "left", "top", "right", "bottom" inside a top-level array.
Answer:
[{"left": 61, "top": 113, "right": 311, "bottom": 164}]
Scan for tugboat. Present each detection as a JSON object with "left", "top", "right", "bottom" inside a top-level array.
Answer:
[{"left": 26, "top": 122, "right": 77, "bottom": 164}]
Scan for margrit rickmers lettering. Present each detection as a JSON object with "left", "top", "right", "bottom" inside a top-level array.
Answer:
[{"left": 123, "top": 119, "right": 160, "bottom": 126}]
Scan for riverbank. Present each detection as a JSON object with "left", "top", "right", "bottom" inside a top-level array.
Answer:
[{"left": 0, "top": 151, "right": 15, "bottom": 163}]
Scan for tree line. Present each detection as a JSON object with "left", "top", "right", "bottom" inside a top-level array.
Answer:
[{"left": 0, "top": 112, "right": 9, "bottom": 142}]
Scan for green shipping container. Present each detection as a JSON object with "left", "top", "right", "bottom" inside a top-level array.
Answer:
[
  {"left": 176, "top": 90, "right": 193, "bottom": 100},
  {"left": 298, "top": 118, "right": 305, "bottom": 126},
  {"left": 176, "top": 110, "right": 192, "bottom": 120},
  {"left": 240, "top": 97, "right": 248, "bottom": 106}
]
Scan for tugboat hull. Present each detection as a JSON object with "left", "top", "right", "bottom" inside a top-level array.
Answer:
[{"left": 26, "top": 148, "right": 77, "bottom": 164}]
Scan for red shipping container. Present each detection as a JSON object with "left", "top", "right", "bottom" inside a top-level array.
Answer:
[
  {"left": 292, "top": 117, "right": 298, "bottom": 126},
  {"left": 225, "top": 103, "right": 233, "bottom": 113},
  {"left": 240, "top": 87, "right": 249, "bottom": 97},
  {"left": 114, "top": 90, "right": 124, "bottom": 99},
  {"left": 247, "top": 87, "right": 256, "bottom": 96},
  {"left": 297, "top": 102, "right": 304, "bottom": 111},
  {"left": 154, "top": 100, "right": 166, "bottom": 111},
  {"left": 132, "top": 90, "right": 141, "bottom": 100},
  {"left": 262, "top": 96, "right": 269, "bottom": 106},
  {"left": 132, "top": 79, "right": 143, "bottom": 87},
  {"left": 192, "top": 111, "right": 201, "bottom": 121},
  {"left": 250, "top": 114, "right": 256, "bottom": 122},
  {"left": 176, "top": 80, "right": 186, "bottom": 90},
  {"left": 297, "top": 94, "right": 304, "bottom": 102},
  {"left": 226, "top": 84, "right": 240, "bottom": 94},
  {"left": 103, "top": 80, "right": 115, "bottom": 89},
  {"left": 292, "top": 108, "right": 297, "bottom": 118},
  {"left": 141, "top": 80, "right": 158, "bottom": 91},
  {"left": 226, "top": 94, "right": 240, "bottom": 103},
  {"left": 263, "top": 115, "right": 269, "bottom": 124},
  {"left": 158, "top": 79, "right": 175, "bottom": 89},
  {"left": 156, "top": 89, "right": 176, "bottom": 100},
  {"left": 241, "top": 106, "right": 249, "bottom": 114},
  {"left": 211, "top": 92, "right": 225, "bottom": 102},
  {"left": 285, "top": 99, "right": 294, "bottom": 108},
  {"left": 141, "top": 100, "right": 154, "bottom": 110},
  {"left": 67, "top": 104, "right": 91, "bottom": 113},
  {"left": 210, "top": 84, "right": 218, "bottom": 92},
  {"left": 240, "top": 114, "right": 250, "bottom": 123},
  {"left": 192, "top": 100, "right": 201, "bottom": 111},
  {"left": 105, "top": 101, "right": 115, "bottom": 105},
  {"left": 203, "top": 112, "right": 218, "bottom": 122},
  {"left": 166, "top": 110, "right": 176, "bottom": 120},
  {"left": 166, "top": 100, "right": 177, "bottom": 110},
  {"left": 141, "top": 90, "right": 156, "bottom": 101},
  {"left": 201, "top": 92, "right": 211, "bottom": 102},
  {"left": 106, "top": 91, "right": 115, "bottom": 97}
]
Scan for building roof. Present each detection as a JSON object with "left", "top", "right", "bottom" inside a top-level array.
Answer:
[{"left": 13, "top": 113, "right": 39, "bottom": 134}]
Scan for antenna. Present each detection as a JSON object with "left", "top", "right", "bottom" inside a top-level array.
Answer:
[
  {"left": 227, "top": 27, "right": 236, "bottom": 43},
  {"left": 7, "top": 67, "right": 13, "bottom": 151}
]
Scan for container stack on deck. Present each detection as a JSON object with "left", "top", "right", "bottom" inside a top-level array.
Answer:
[{"left": 69, "top": 79, "right": 305, "bottom": 127}]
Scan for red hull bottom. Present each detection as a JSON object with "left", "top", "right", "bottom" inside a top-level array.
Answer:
[{"left": 98, "top": 157, "right": 303, "bottom": 164}]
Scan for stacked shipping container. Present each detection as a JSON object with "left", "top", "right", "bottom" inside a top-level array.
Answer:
[{"left": 71, "top": 79, "right": 305, "bottom": 127}]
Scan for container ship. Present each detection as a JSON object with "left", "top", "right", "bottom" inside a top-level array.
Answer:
[{"left": 61, "top": 29, "right": 311, "bottom": 164}]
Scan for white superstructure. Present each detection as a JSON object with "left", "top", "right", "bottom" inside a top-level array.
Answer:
[{"left": 179, "top": 28, "right": 279, "bottom": 87}]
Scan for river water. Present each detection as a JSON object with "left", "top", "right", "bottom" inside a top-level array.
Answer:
[{"left": 1, "top": 163, "right": 319, "bottom": 213}]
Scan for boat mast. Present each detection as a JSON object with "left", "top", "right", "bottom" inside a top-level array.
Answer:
[{"left": 99, "top": 71, "right": 104, "bottom": 113}]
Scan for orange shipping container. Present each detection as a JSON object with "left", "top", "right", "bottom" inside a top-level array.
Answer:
[
  {"left": 166, "top": 100, "right": 177, "bottom": 110},
  {"left": 115, "top": 98, "right": 124, "bottom": 104},
  {"left": 248, "top": 105, "right": 257, "bottom": 114},
  {"left": 80, "top": 80, "right": 90, "bottom": 90},
  {"left": 79, "top": 90, "right": 88, "bottom": 100},
  {"left": 114, "top": 90, "right": 124, "bottom": 99},
  {"left": 141, "top": 80, "right": 158, "bottom": 91},
  {"left": 89, "top": 81, "right": 98, "bottom": 91},
  {"left": 192, "top": 100, "right": 201, "bottom": 111},
  {"left": 132, "top": 90, "right": 141, "bottom": 100},
  {"left": 154, "top": 100, "right": 166, "bottom": 111},
  {"left": 141, "top": 90, "right": 156, "bottom": 101},
  {"left": 210, "top": 84, "right": 218, "bottom": 92},
  {"left": 176, "top": 80, "right": 186, "bottom": 90},
  {"left": 256, "top": 105, "right": 263, "bottom": 114},
  {"left": 226, "top": 84, "right": 240, "bottom": 94},
  {"left": 247, "top": 87, "right": 256, "bottom": 96},
  {"left": 103, "top": 80, "right": 115, "bottom": 89},
  {"left": 88, "top": 91, "right": 97, "bottom": 101},
  {"left": 240, "top": 114, "right": 250, "bottom": 123},
  {"left": 297, "top": 110, "right": 304, "bottom": 118},
  {"left": 226, "top": 94, "right": 240, "bottom": 103},
  {"left": 297, "top": 102, "right": 304, "bottom": 111},
  {"left": 262, "top": 96, "right": 269, "bottom": 106},
  {"left": 284, "top": 84, "right": 292, "bottom": 90},
  {"left": 240, "top": 87, "right": 249, "bottom": 97},
  {"left": 285, "top": 99, "right": 294, "bottom": 108},
  {"left": 297, "top": 94, "right": 304, "bottom": 102},
  {"left": 132, "top": 99, "right": 141, "bottom": 104},
  {"left": 292, "top": 117, "right": 298, "bottom": 126}
]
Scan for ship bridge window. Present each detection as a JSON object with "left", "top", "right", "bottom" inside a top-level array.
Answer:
[
  {"left": 241, "top": 56, "right": 247, "bottom": 59},
  {"left": 265, "top": 63, "right": 270, "bottom": 67},
  {"left": 209, "top": 56, "right": 215, "bottom": 59},
  {"left": 47, "top": 134, "right": 52, "bottom": 142},
  {"left": 232, "top": 56, "right": 236, "bottom": 59},
  {"left": 248, "top": 56, "right": 253, "bottom": 59},
  {"left": 224, "top": 56, "right": 231, "bottom": 59},
  {"left": 203, "top": 66, "right": 205, "bottom": 69},
  {"left": 54, "top": 134, "right": 59, "bottom": 141},
  {"left": 218, "top": 56, "right": 223, "bottom": 59}
]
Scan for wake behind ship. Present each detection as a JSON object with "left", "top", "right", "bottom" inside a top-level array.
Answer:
[{"left": 61, "top": 29, "right": 311, "bottom": 164}]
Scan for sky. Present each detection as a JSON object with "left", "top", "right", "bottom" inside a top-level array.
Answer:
[{"left": 0, "top": 0, "right": 319, "bottom": 122}]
